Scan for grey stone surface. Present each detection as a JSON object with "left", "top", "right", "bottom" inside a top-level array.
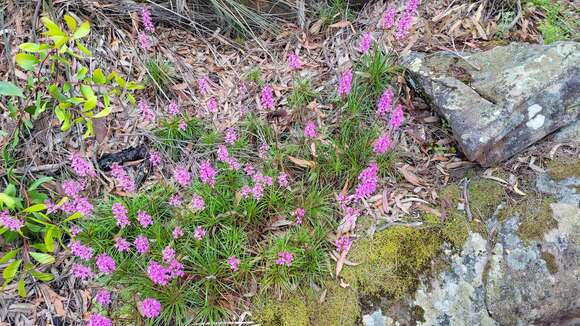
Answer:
[{"left": 404, "top": 42, "right": 580, "bottom": 166}]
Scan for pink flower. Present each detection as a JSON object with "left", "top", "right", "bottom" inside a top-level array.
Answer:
[
  {"left": 162, "top": 246, "right": 175, "bottom": 263},
  {"left": 167, "top": 100, "right": 180, "bottom": 116},
  {"left": 405, "top": 0, "right": 420, "bottom": 13},
  {"left": 140, "top": 298, "right": 161, "bottom": 318},
  {"left": 258, "top": 143, "right": 269, "bottom": 158},
  {"left": 70, "top": 153, "right": 95, "bottom": 178},
  {"left": 0, "top": 211, "right": 23, "bottom": 231},
  {"left": 275, "top": 252, "right": 293, "bottom": 266},
  {"left": 382, "top": 7, "right": 396, "bottom": 29},
  {"left": 169, "top": 194, "right": 182, "bottom": 206},
  {"left": 139, "top": 99, "right": 155, "bottom": 121},
  {"left": 115, "top": 237, "right": 130, "bottom": 252},
  {"left": 72, "top": 263, "right": 93, "bottom": 280},
  {"left": 70, "top": 225, "right": 82, "bottom": 237},
  {"left": 304, "top": 121, "right": 317, "bottom": 139},
  {"left": 198, "top": 76, "right": 210, "bottom": 95},
  {"left": 292, "top": 208, "right": 305, "bottom": 225},
  {"left": 191, "top": 195, "right": 205, "bottom": 211},
  {"left": 149, "top": 151, "right": 162, "bottom": 166},
  {"left": 199, "top": 160, "right": 216, "bottom": 187},
  {"left": 224, "top": 128, "right": 237, "bottom": 144},
  {"left": 252, "top": 171, "right": 273, "bottom": 186},
  {"left": 141, "top": 7, "right": 155, "bottom": 33},
  {"left": 227, "top": 256, "right": 241, "bottom": 271},
  {"left": 355, "top": 163, "right": 379, "bottom": 200},
  {"left": 240, "top": 185, "right": 252, "bottom": 198},
  {"left": 167, "top": 259, "right": 184, "bottom": 278},
  {"left": 287, "top": 53, "right": 302, "bottom": 69},
  {"left": 63, "top": 179, "right": 83, "bottom": 198},
  {"left": 95, "top": 289, "right": 111, "bottom": 305},
  {"left": 335, "top": 235, "right": 352, "bottom": 253},
  {"left": 86, "top": 314, "right": 112, "bottom": 326},
  {"left": 111, "top": 163, "right": 135, "bottom": 193},
  {"left": 277, "top": 173, "right": 289, "bottom": 187},
  {"left": 358, "top": 33, "right": 373, "bottom": 54},
  {"left": 147, "top": 261, "right": 170, "bottom": 286},
  {"left": 45, "top": 200, "right": 58, "bottom": 214},
  {"left": 112, "top": 202, "right": 130, "bottom": 228},
  {"left": 75, "top": 197, "right": 94, "bottom": 216},
  {"left": 173, "top": 165, "right": 191, "bottom": 186},
  {"left": 244, "top": 164, "right": 256, "bottom": 176},
  {"left": 226, "top": 157, "right": 241, "bottom": 171},
  {"left": 217, "top": 145, "right": 229, "bottom": 162},
  {"left": 396, "top": 11, "right": 414, "bottom": 40},
  {"left": 338, "top": 70, "right": 353, "bottom": 97},
  {"left": 377, "top": 89, "right": 394, "bottom": 116},
  {"left": 134, "top": 235, "right": 149, "bottom": 254},
  {"left": 96, "top": 253, "right": 116, "bottom": 274},
  {"left": 389, "top": 105, "right": 404, "bottom": 130},
  {"left": 194, "top": 226, "right": 206, "bottom": 240},
  {"left": 137, "top": 211, "right": 153, "bottom": 228},
  {"left": 251, "top": 183, "right": 264, "bottom": 200},
  {"left": 178, "top": 120, "right": 187, "bottom": 130},
  {"left": 172, "top": 227, "right": 184, "bottom": 239},
  {"left": 372, "top": 133, "right": 392, "bottom": 154},
  {"left": 138, "top": 32, "right": 150, "bottom": 50},
  {"left": 207, "top": 97, "right": 218, "bottom": 113},
  {"left": 70, "top": 241, "right": 94, "bottom": 260},
  {"left": 260, "top": 85, "right": 274, "bottom": 110}
]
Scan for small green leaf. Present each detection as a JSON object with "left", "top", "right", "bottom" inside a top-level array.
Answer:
[
  {"left": 93, "top": 106, "right": 111, "bottom": 119},
  {"left": 76, "top": 66, "right": 89, "bottom": 80},
  {"left": 0, "top": 248, "right": 21, "bottom": 264},
  {"left": 0, "top": 81, "right": 24, "bottom": 97},
  {"left": 31, "top": 270, "right": 54, "bottom": 282},
  {"left": 22, "top": 203, "right": 47, "bottom": 213},
  {"left": 75, "top": 41, "right": 92, "bottom": 56},
  {"left": 80, "top": 84, "right": 94, "bottom": 99},
  {"left": 15, "top": 53, "right": 39, "bottom": 71},
  {"left": 0, "top": 193, "right": 17, "bottom": 209},
  {"left": 2, "top": 259, "right": 22, "bottom": 284},
  {"left": 27, "top": 176, "right": 53, "bottom": 191},
  {"left": 18, "top": 43, "right": 48, "bottom": 53},
  {"left": 126, "top": 93, "right": 136, "bottom": 105},
  {"left": 72, "top": 21, "right": 90, "bottom": 40},
  {"left": 83, "top": 96, "right": 98, "bottom": 111},
  {"left": 52, "top": 35, "right": 70, "bottom": 49},
  {"left": 83, "top": 118, "right": 94, "bottom": 138},
  {"left": 127, "top": 81, "right": 144, "bottom": 90},
  {"left": 40, "top": 17, "right": 65, "bottom": 36},
  {"left": 18, "top": 279, "right": 26, "bottom": 297},
  {"left": 63, "top": 212, "right": 82, "bottom": 223},
  {"left": 63, "top": 14, "right": 77, "bottom": 32},
  {"left": 29, "top": 252, "right": 55, "bottom": 265},
  {"left": 92, "top": 68, "right": 106, "bottom": 84},
  {"left": 44, "top": 227, "right": 55, "bottom": 252},
  {"left": 54, "top": 106, "right": 66, "bottom": 122}
]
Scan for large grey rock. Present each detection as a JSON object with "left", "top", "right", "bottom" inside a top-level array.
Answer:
[{"left": 404, "top": 42, "right": 580, "bottom": 166}]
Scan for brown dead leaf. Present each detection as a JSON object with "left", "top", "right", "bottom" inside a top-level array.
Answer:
[
  {"left": 398, "top": 164, "right": 424, "bottom": 187},
  {"left": 287, "top": 155, "right": 315, "bottom": 168},
  {"left": 39, "top": 284, "right": 65, "bottom": 317}
]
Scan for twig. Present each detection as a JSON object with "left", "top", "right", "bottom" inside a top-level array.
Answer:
[
  {"left": 31, "top": 0, "right": 43, "bottom": 42},
  {"left": 0, "top": 163, "right": 64, "bottom": 178},
  {"left": 507, "top": 0, "right": 522, "bottom": 31},
  {"left": 463, "top": 178, "right": 473, "bottom": 221}
]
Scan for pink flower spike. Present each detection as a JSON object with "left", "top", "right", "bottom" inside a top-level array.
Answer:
[
  {"left": 111, "top": 163, "right": 135, "bottom": 193},
  {"left": 138, "top": 32, "right": 150, "bottom": 50},
  {"left": 172, "top": 227, "right": 184, "bottom": 239},
  {"left": 355, "top": 163, "right": 379, "bottom": 200},
  {"left": 95, "top": 289, "right": 111, "bottom": 306},
  {"left": 372, "top": 133, "right": 392, "bottom": 155},
  {"left": 140, "top": 298, "right": 161, "bottom": 318},
  {"left": 147, "top": 261, "right": 170, "bottom": 286},
  {"left": 70, "top": 153, "right": 96, "bottom": 178},
  {"left": 96, "top": 253, "right": 116, "bottom": 274},
  {"left": 207, "top": 97, "right": 218, "bottom": 113},
  {"left": 224, "top": 128, "right": 237, "bottom": 145},
  {"left": 134, "top": 235, "right": 149, "bottom": 254},
  {"left": 227, "top": 256, "right": 241, "bottom": 271},
  {"left": 358, "top": 33, "right": 373, "bottom": 54},
  {"left": 389, "top": 105, "right": 405, "bottom": 130},
  {"left": 70, "top": 240, "right": 94, "bottom": 260},
  {"left": 396, "top": 11, "right": 414, "bottom": 40},
  {"left": 169, "top": 194, "right": 182, "bottom": 206},
  {"left": 377, "top": 89, "right": 394, "bottom": 116},
  {"left": 137, "top": 211, "right": 153, "bottom": 228},
  {"left": 191, "top": 195, "right": 205, "bottom": 211},
  {"left": 112, "top": 202, "right": 130, "bottom": 228},
  {"left": 338, "top": 70, "right": 353, "bottom": 97},
  {"left": 198, "top": 76, "right": 210, "bottom": 95},
  {"left": 149, "top": 151, "right": 162, "bottom": 167},
  {"left": 405, "top": 0, "right": 420, "bottom": 13},
  {"left": 277, "top": 173, "right": 289, "bottom": 187},
  {"left": 199, "top": 160, "right": 217, "bottom": 187},
  {"left": 178, "top": 120, "right": 187, "bottom": 130},
  {"left": 173, "top": 165, "right": 191, "bottom": 186},
  {"left": 260, "top": 85, "right": 275, "bottom": 110},
  {"left": 275, "top": 252, "right": 293, "bottom": 266},
  {"left": 141, "top": 7, "right": 155, "bottom": 33},
  {"left": 287, "top": 53, "right": 302, "bottom": 69},
  {"left": 138, "top": 99, "right": 155, "bottom": 121},
  {"left": 382, "top": 7, "right": 396, "bottom": 29},
  {"left": 0, "top": 211, "right": 24, "bottom": 231},
  {"left": 194, "top": 226, "right": 206, "bottom": 240},
  {"left": 335, "top": 235, "right": 352, "bottom": 253},
  {"left": 162, "top": 246, "right": 175, "bottom": 263},
  {"left": 167, "top": 100, "right": 180, "bottom": 116},
  {"left": 72, "top": 263, "right": 93, "bottom": 280},
  {"left": 304, "top": 121, "right": 317, "bottom": 139},
  {"left": 86, "top": 314, "right": 112, "bottom": 326},
  {"left": 217, "top": 145, "right": 229, "bottom": 162},
  {"left": 115, "top": 237, "right": 130, "bottom": 252}
]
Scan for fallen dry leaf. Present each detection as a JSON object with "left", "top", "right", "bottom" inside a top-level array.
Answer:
[{"left": 287, "top": 155, "right": 316, "bottom": 168}]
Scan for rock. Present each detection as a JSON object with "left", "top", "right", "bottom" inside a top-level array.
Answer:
[
  {"left": 403, "top": 42, "right": 580, "bottom": 166},
  {"left": 363, "top": 309, "right": 394, "bottom": 326},
  {"left": 413, "top": 172, "right": 580, "bottom": 325}
]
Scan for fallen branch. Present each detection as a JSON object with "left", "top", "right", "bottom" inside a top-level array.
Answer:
[{"left": 0, "top": 163, "right": 64, "bottom": 178}]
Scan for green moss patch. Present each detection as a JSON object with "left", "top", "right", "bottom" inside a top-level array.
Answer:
[
  {"left": 516, "top": 197, "right": 558, "bottom": 242},
  {"left": 541, "top": 251, "right": 558, "bottom": 274},
  {"left": 343, "top": 214, "right": 469, "bottom": 299},
  {"left": 547, "top": 159, "right": 580, "bottom": 181},
  {"left": 468, "top": 178, "right": 505, "bottom": 221}
]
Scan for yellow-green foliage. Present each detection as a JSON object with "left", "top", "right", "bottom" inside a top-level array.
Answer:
[
  {"left": 516, "top": 197, "right": 557, "bottom": 242},
  {"left": 468, "top": 179, "right": 505, "bottom": 221},
  {"left": 252, "top": 282, "right": 360, "bottom": 326},
  {"left": 541, "top": 251, "right": 558, "bottom": 274},
  {"left": 547, "top": 159, "right": 580, "bottom": 181},
  {"left": 343, "top": 214, "right": 469, "bottom": 299}
]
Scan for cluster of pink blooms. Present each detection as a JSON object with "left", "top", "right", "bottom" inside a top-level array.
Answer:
[
  {"left": 138, "top": 99, "right": 155, "bottom": 120},
  {"left": 228, "top": 256, "right": 241, "bottom": 271},
  {"left": 194, "top": 226, "right": 206, "bottom": 240},
  {"left": 70, "top": 240, "right": 94, "bottom": 260},
  {"left": 292, "top": 207, "right": 305, "bottom": 225},
  {"left": 377, "top": 89, "right": 394, "bottom": 116},
  {"left": 87, "top": 314, "right": 112, "bottom": 326},
  {"left": 135, "top": 235, "right": 149, "bottom": 254},
  {"left": 172, "top": 227, "right": 184, "bottom": 239},
  {"left": 72, "top": 263, "right": 93, "bottom": 280},
  {"left": 149, "top": 151, "right": 162, "bottom": 167},
  {"left": 372, "top": 133, "right": 392, "bottom": 155},
  {"left": 207, "top": 97, "right": 218, "bottom": 113},
  {"left": 287, "top": 53, "right": 302, "bottom": 70},
  {"left": 70, "top": 153, "right": 96, "bottom": 178},
  {"left": 335, "top": 235, "right": 352, "bottom": 253},
  {"left": 199, "top": 160, "right": 217, "bottom": 187},
  {"left": 354, "top": 163, "right": 379, "bottom": 200},
  {"left": 95, "top": 289, "right": 111, "bottom": 306},
  {"left": 115, "top": 237, "right": 130, "bottom": 252},
  {"left": 190, "top": 194, "right": 205, "bottom": 211},
  {"left": 258, "top": 143, "right": 270, "bottom": 159},
  {"left": 382, "top": 6, "right": 396, "bottom": 29},
  {"left": 224, "top": 128, "right": 237, "bottom": 144},
  {"left": 198, "top": 76, "right": 210, "bottom": 95},
  {"left": 62, "top": 179, "right": 84, "bottom": 198},
  {"left": 169, "top": 194, "right": 183, "bottom": 206},
  {"left": 61, "top": 179, "right": 94, "bottom": 216},
  {"left": 276, "top": 252, "right": 293, "bottom": 267},
  {"left": 138, "top": 7, "right": 155, "bottom": 50},
  {"left": 240, "top": 170, "right": 274, "bottom": 200},
  {"left": 166, "top": 100, "right": 180, "bottom": 116},
  {"left": 395, "top": 0, "right": 421, "bottom": 40},
  {"left": 112, "top": 203, "right": 130, "bottom": 228},
  {"left": 358, "top": 33, "right": 373, "bottom": 54},
  {"left": 0, "top": 210, "right": 23, "bottom": 231},
  {"left": 173, "top": 165, "right": 191, "bottom": 186},
  {"left": 95, "top": 253, "right": 116, "bottom": 274},
  {"left": 140, "top": 298, "right": 161, "bottom": 318},
  {"left": 304, "top": 121, "right": 317, "bottom": 139},
  {"left": 260, "top": 85, "right": 275, "bottom": 110},
  {"left": 337, "top": 69, "right": 353, "bottom": 97},
  {"left": 389, "top": 105, "right": 405, "bottom": 130},
  {"left": 138, "top": 32, "right": 150, "bottom": 50},
  {"left": 216, "top": 145, "right": 241, "bottom": 171},
  {"left": 147, "top": 258, "right": 183, "bottom": 286},
  {"left": 137, "top": 211, "right": 153, "bottom": 228},
  {"left": 111, "top": 163, "right": 135, "bottom": 193},
  {"left": 277, "top": 172, "right": 289, "bottom": 187}
]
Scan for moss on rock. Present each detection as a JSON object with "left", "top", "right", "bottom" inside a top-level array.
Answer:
[
  {"left": 253, "top": 294, "right": 311, "bottom": 326},
  {"left": 468, "top": 178, "right": 505, "bottom": 221},
  {"left": 541, "top": 251, "right": 558, "bottom": 274},
  {"left": 547, "top": 159, "right": 580, "bottom": 181},
  {"left": 516, "top": 197, "right": 558, "bottom": 242}
]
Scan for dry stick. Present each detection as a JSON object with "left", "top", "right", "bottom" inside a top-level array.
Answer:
[
  {"left": 31, "top": 0, "right": 43, "bottom": 42},
  {"left": 463, "top": 177, "right": 473, "bottom": 221},
  {"left": 507, "top": 0, "right": 523, "bottom": 31},
  {"left": 0, "top": 163, "right": 64, "bottom": 178}
]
